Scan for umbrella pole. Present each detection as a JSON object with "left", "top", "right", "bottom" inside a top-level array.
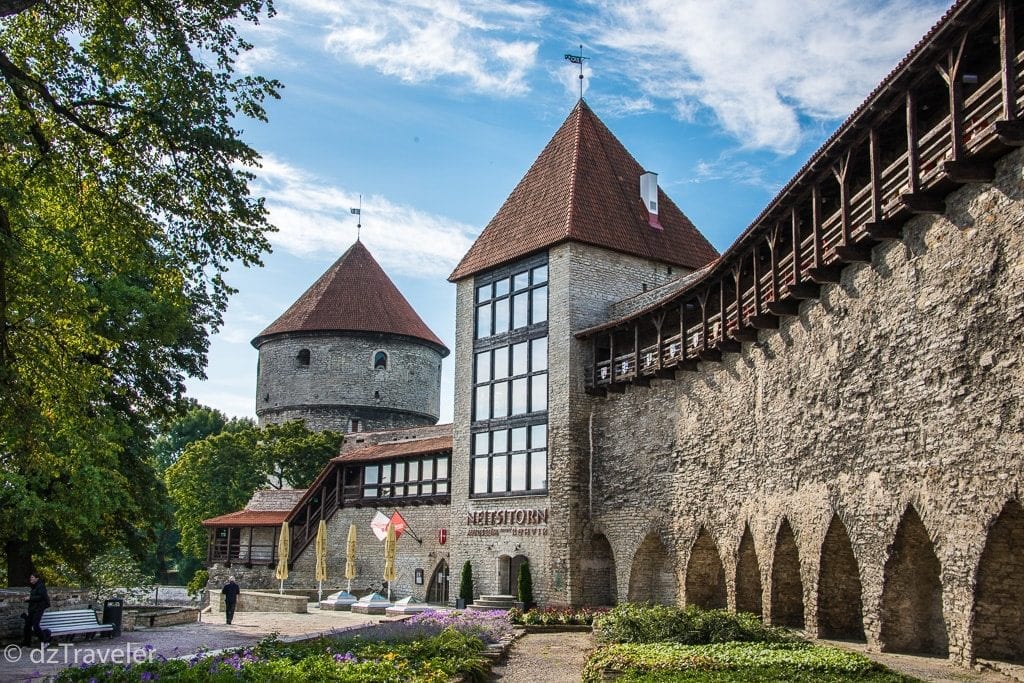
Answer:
[
  {"left": 318, "top": 580, "right": 323, "bottom": 603},
  {"left": 279, "top": 579, "right": 283, "bottom": 595},
  {"left": 347, "top": 578, "right": 352, "bottom": 592}
]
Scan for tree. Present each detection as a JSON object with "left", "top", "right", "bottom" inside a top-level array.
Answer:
[
  {"left": 165, "top": 420, "right": 342, "bottom": 562},
  {"left": 517, "top": 560, "right": 534, "bottom": 608},
  {"left": 152, "top": 404, "right": 230, "bottom": 474},
  {"left": 0, "top": 2, "right": 279, "bottom": 584},
  {"left": 84, "top": 546, "right": 155, "bottom": 604},
  {"left": 459, "top": 560, "right": 474, "bottom": 606}
]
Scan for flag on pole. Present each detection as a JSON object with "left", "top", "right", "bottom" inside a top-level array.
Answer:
[
  {"left": 371, "top": 511, "right": 391, "bottom": 541},
  {"left": 350, "top": 207, "right": 361, "bottom": 215},
  {"left": 389, "top": 510, "right": 408, "bottom": 540}
]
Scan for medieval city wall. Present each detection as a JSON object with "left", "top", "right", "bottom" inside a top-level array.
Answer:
[
  {"left": 255, "top": 331, "right": 443, "bottom": 431},
  {"left": 588, "top": 148, "right": 1024, "bottom": 664}
]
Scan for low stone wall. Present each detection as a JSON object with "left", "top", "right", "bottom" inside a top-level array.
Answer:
[
  {"left": 0, "top": 588, "right": 94, "bottom": 641},
  {"left": 131, "top": 607, "right": 199, "bottom": 628},
  {"left": 212, "top": 590, "right": 307, "bottom": 614}
]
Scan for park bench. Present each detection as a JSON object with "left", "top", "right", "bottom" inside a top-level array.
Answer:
[{"left": 38, "top": 609, "right": 115, "bottom": 642}]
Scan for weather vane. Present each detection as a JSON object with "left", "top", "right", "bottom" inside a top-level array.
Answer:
[
  {"left": 350, "top": 195, "right": 362, "bottom": 241},
  {"left": 564, "top": 44, "right": 588, "bottom": 101}
]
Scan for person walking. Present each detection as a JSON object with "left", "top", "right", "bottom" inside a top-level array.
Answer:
[
  {"left": 221, "top": 576, "right": 240, "bottom": 625},
  {"left": 22, "top": 573, "right": 50, "bottom": 647}
]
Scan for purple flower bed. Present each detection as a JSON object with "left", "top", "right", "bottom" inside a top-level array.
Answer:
[{"left": 406, "top": 609, "right": 513, "bottom": 644}]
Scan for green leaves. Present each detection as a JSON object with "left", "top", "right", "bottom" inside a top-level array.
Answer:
[{"left": 0, "top": 0, "right": 279, "bottom": 581}]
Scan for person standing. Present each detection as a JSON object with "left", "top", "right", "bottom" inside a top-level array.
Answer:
[
  {"left": 221, "top": 576, "right": 240, "bottom": 625},
  {"left": 22, "top": 573, "right": 50, "bottom": 647}
]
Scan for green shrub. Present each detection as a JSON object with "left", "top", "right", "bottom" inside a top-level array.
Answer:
[
  {"left": 593, "top": 604, "right": 794, "bottom": 645},
  {"left": 582, "top": 641, "right": 919, "bottom": 683},
  {"left": 459, "top": 560, "right": 474, "bottom": 605},
  {"left": 516, "top": 560, "right": 534, "bottom": 606},
  {"left": 187, "top": 568, "right": 209, "bottom": 598},
  {"left": 509, "top": 606, "right": 609, "bottom": 626}
]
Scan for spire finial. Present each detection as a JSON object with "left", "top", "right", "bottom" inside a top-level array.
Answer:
[
  {"left": 350, "top": 195, "right": 362, "bottom": 241},
  {"left": 564, "top": 44, "right": 588, "bottom": 101}
]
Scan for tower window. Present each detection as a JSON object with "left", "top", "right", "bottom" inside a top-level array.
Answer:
[
  {"left": 296, "top": 349, "right": 310, "bottom": 366},
  {"left": 350, "top": 418, "right": 360, "bottom": 433},
  {"left": 373, "top": 351, "right": 388, "bottom": 370}
]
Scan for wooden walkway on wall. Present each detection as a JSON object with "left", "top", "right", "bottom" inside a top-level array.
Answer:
[{"left": 580, "top": 0, "right": 1024, "bottom": 394}]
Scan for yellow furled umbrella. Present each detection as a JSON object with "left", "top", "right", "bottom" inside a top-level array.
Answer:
[
  {"left": 345, "top": 523, "right": 358, "bottom": 592},
  {"left": 275, "top": 521, "right": 290, "bottom": 594},
  {"left": 315, "top": 520, "right": 328, "bottom": 602},
  {"left": 383, "top": 522, "right": 397, "bottom": 601}
]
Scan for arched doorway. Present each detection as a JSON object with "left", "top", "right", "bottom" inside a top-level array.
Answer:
[
  {"left": 817, "top": 514, "right": 864, "bottom": 640},
  {"left": 426, "top": 559, "right": 449, "bottom": 604},
  {"left": 735, "top": 526, "right": 763, "bottom": 616},
  {"left": 627, "top": 532, "right": 676, "bottom": 604},
  {"left": 685, "top": 527, "right": 726, "bottom": 609},
  {"left": 581, "top": 534, "right": 617, "bottom": 606},
  {"left": 497, "top": 554, "right": 529, "bottom": 596},
  {"left": 879, "top": 506, "right": 947, "bottom": 655},
  {"left": 973, "top": 500, "right": 1024, "bottom": 662},
  {"left": 770, "top": 519, "right": 804, "bottom": 628}
]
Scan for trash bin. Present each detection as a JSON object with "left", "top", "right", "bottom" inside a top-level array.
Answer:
[{"left": 102, "top": 598, "right": 124, "bottom": 637}]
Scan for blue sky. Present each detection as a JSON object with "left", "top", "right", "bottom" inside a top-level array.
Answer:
[{"left": 185, "top": 0, "right": 952, "bottom": 422}]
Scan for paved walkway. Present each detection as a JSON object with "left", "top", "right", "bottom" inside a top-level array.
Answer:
[
  {"left": 824, "top": 640, "right": 1018, "bottom": 683},
  {"left": 491, "top": 631, "right": 594, "bottom": 683},
  {"left": 0, "top": 607, "right": 379, "bottom": 682}
]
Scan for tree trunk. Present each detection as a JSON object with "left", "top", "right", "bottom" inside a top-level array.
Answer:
[{"left": 5, "top": 538, "right": 33, "bottom": 586}]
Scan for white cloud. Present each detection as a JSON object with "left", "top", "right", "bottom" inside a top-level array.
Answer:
[
  {"left": 685, "top": 156, "right": 781, "bottom": 194},
  {"left": 253, "top": 155, "right": 477, "bottom": 279},
  {"left": 587, "top": 0, "right": 950, "bottom": 153},
  {"left": 285, "top": 0, "right": 546, "bottom": 96}
]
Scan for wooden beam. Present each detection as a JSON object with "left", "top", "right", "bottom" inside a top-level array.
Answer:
[
  {"left": 766, "top": 300, "right": 800, "bottom": 316},
  {"left": 811, "top": 183, "right": 824, "bottom": 270},
  {"left": 833, "top": 150, "right": 853, "bottom": 246},
  {"left": 790, "top": 208, "right": 803, "bottom": 288},
  {"left": 748, "top": 314, "right": 780, "bottom": 330},
  {"left": 994, "top": 119, "right": 1024, "bottom": 145},
  {"left": 715, "top": 338, "right": 742, "bottom": 354},
  {"left": 900, "top": 191, "right": 945, "bottom": 214},
  {"left": 906, "top": 89, "right": 921, "bottom": 195},
  {"left": 785, "top": 282, "right": 821, "bottom": 300},
  {"left": 863, "top": 219, "right": 904, "bottom": 241},
  {"left": 833, "top": 244, "right": 873, "bottom": 263},
  {"left": 942, "top": 159, "right": 995, "bottom": 183},
  {"left": 869, "top": 127, "right": 883, "bottom": 223},
  {"left": 730, "top": 328, "right": 759, "bottom": 342},
  {"left": 1000, "top": 0, "right": 1017, "bottom": 122},
  {"left": 699, "top": 348, "right": 723, "bottom": 363},
  {"left": 937, "top": 36, "right": 967, "bottom": 161}
]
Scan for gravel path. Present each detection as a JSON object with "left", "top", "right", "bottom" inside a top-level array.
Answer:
[
  {"left": 0, "top": 607, "right": 379, "bottom": 682},
  {"left": 491, "top": 632, "right": 595, "bottom": 683},
  {"left": 820, "top": 640, "right": 1016, "bottom": 683}
]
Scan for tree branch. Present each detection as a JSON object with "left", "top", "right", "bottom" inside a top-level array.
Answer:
[{"left": 0, "top": 0, "right": 41, "bottom": 18}]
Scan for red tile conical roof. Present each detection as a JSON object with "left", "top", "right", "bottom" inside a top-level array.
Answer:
[
  {"left": 253, "top": 240, "right": 448, "bottom": 353},
  {"left": 449, "top": 100, "right": 719, "bottom": 281}
]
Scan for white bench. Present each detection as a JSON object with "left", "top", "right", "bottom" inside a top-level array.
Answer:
[{"left": 38, "top": 609, "right": 115, "bottom": 642}]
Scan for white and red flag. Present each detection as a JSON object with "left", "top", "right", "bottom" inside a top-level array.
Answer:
[{"left": 370, "top": 511, "right": 391, "bottom": 541}]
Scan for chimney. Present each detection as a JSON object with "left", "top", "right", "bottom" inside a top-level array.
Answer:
[{"left": 640, "top": 172, "right": 662, "bottom": 230}]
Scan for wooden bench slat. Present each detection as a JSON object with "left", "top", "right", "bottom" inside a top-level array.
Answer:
[{"left": 39, "top": 609, "right": 115, "bottom": 640}]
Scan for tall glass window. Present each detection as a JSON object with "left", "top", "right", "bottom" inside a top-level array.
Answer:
[{"left": 471, "top": 255, "right": 548, "bottom": 497}]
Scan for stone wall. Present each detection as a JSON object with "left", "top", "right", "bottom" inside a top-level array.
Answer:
[
  {"left": 0, "top": 588, "right": 93, "bottom": 640},
  {"left": 212, "top": 590, "right": 307, "bottom": 614},
  {"left": 586, "top": 149, "right": 1024, "bottom": 665},
  {"left": 255, "top": 330, "right": 444, "bottom": 432}
]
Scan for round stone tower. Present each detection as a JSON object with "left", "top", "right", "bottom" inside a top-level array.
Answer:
[{"left": 252, "top": 240, "right": 449, "bottom": 433}]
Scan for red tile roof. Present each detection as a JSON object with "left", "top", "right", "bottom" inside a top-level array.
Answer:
[
  {"left": 202, "top": 509, "right": 289, "bottom": 527},
  {"left": 449, "top": 99, "right": 719, "bottom": 281},
  {"left": 253, "top": 240, "right": 448, "bottom": 353},
  {"left": 333, "top": 435, "right": 453, "bottom": 465}
]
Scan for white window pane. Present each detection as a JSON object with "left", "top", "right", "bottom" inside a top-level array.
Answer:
[
  {"left": 436, "top": 482, "right": 449, "bottom": 494},
  {"left": 476, "top": 284, "right": 491, "bottom": 303},
  {"left": 531, "top": 450, "right": 547, "bottom": 490},
  {"left": 531, "top": 337, "right": 547, "bottom": 371},
  {"left": 437, "top": 457, "right": 449, "bottom": 478},
  {"left": 493, "top": 346, "right": 509, "bottom": 380},
  {"left": 492, "top": 429, "right": 509, "bottom": 453},
  {"left": 511, "top": 377, "right": 528, "bottom": 415},
  {"left": 511, "top": 427, "right": 527, "bottom": 451},
  {"left": 394, "top": 462, "right": 406, "bottom": 482},
  {"left": 513, "top": 271, "right": 530, "bottom": 291},
  {"left": 532, "top": 264, "right": 548, "bottom": 284},
  {"left": 492, "top": 455, "right": 508, "bottom": 492},
  {"left": 494, "top": 297, "right": 510, "bottom": 334},
  {"left": 422, "top": 459, "right": 434, "bottom": 479},
  {"left": 530, "top": 423, "right": 547, "bottom": 450},
  {"left": 513, "top": 292, "right": 529, "bottom": 329},
  {"left": 531, "top": 373, "right": 547, "bottom": 412},
  {"left": 512, "top": 342, "right": 528, "bottom": 375},
  {"left": 531, "top": 286, "right": 547, "bottom": 324},
  {"left": 365, "top": 487, "right": 378, "bottom": 498},
  {"left": 493, "top": 380, "right": 509, "bottom": 417},
  {"left": 511, "top": 453, "right": 527, "bottom": 491},
  {"left": 494, "top": 278, "right": 510, "bottom": 297},
  {"left": 475, "top": 351, "right": 491, "bottom": 383},
  {"left": 473, "top": 460, "right": 488, "bottom": 493},
  {"left": 408, "top": 460, "right": 420, "bottom": 481},
  {"left": 422, "top": 483, "right": 434, "bottom": 495},
  {"left": 474, "top": 432, "right": 489, "bottom": 455},
  {"left": 364, "top": 467, "right": 378, "bottom": 485},
  {"left": 475, "top": 385, "right": 490, "bottom": 420},
  {"left": 476, "top": 303, "right": 491, "bottom": 338},
  {"left": 381, "top": 466, "right": 392, "bottom": 483}
]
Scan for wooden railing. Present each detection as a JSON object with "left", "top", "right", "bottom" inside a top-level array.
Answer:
[{"left": 588, "top": 0, "right": 1023, "bottom": 391}]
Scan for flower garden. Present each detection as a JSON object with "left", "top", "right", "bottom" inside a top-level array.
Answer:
[{"left": 50, "top": 605, "right": 918, "bottom": 682}]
